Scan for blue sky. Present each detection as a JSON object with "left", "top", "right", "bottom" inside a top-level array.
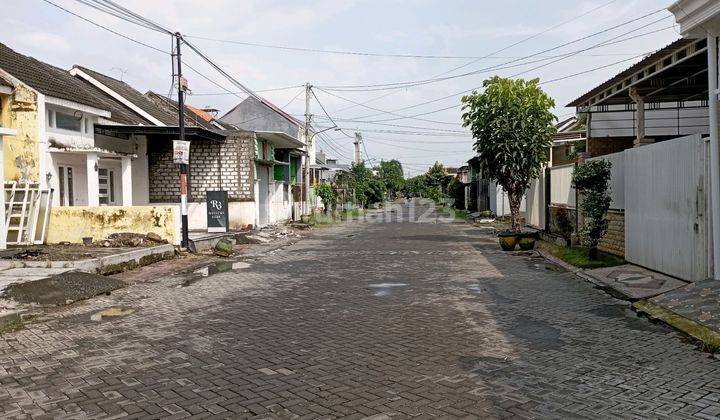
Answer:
[{"left": 2, "top": 0, "right": 679, "bottom": 175}]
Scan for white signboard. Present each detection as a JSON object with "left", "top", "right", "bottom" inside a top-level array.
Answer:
[{"left": 173, "top": 140, "right": 190, "bottom": 165}]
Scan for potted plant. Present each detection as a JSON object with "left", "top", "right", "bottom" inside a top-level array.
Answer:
[
  {"left": 497, "top": 231, "right": 519, "bottom": 251},
  {"left": 518, "top": 232, "right": 537, "bottom": 250},
  {"left": 462, "top": 76, "right": 556, "bottom": 251}
]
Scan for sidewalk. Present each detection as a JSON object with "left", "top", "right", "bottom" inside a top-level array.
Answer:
[{"left": 538, "top": 245, "right": 720, "bottom": 351}]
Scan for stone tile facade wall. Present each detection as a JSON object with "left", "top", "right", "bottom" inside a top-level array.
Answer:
[
  {"left": 598, "top": 209, "right": 624, "bottom": 257},
  {"left": 588, "top": 137, "right": 633, "bottom": 157},
  {"left": 148, "top": 131, "right": 256, "bottom": 203}
]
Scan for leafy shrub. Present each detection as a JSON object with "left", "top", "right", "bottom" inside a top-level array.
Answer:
[
  {"left": 315, "top": 184, "right": 336, "bottom": 213},
  {"left": 571, "top": 160, "right": 612, "bottom": 259}
]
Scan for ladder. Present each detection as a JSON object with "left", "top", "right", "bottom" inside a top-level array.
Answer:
[{"left": 4, "top": 182, "right": 50, "bottom": 245}]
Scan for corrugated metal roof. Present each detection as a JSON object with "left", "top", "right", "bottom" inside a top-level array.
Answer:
[{"left": 567, "top": 38, "right": 692, "bottom": 107}]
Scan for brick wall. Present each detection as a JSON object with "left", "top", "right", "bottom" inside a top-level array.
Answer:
[
  {"left": 598, "top": 209, "right": 624, "bottom": 257},
  {"left": 148, "top": 131, "right": 256, "bottom": 203}
]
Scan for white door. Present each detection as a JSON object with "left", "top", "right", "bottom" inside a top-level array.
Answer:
[
  {"left": 98, "top": 168, "right": 116, "bottom": 205},
  {"left": 258, "top": 165, "right": 270, "bottom": 226},
  {"left": 57, "top": 166, "right": 75, "bottom": 206},
  {"left": 624, "top": 134, "right": 708, "bottom": 281}
]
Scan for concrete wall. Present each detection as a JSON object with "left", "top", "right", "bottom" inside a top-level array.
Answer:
[
  {"left": 598, "top": 210, "right": 625, "bottom": 257},
  {"left": 1, "top": 85, "right": 40, "bottom": 182},
  {"left": 46, "top": 205, "right": 181, "bottom": 245},
  {"left": 184, "top": 201, "right": 256, "bottom": 230}
]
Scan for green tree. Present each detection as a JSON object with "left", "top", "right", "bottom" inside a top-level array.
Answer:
[
  {"left": 315, "top": 183, "right": 337, "bottom": 214},
  {"left": 378, "top": 160, "right": 405, "bottom": 199},
  {"left": 447, "top": 178, "right": 465, "bottom": 210},
  {"left": 572, "top": 160, "right": 612, "bottom": 259},
  {"left": 403, "top": 175, "right": 426, "bottom": 197},
  {"left": 348, "top": 162, "right": 386, "bottom": 206},
  {"left": 461, "top": 76, "right": 556, "bottom": 231},
  {"left": 366, "top": 177, "right": 387, "bottom": 204},
  {"left": 424, "top": 162, "right": 450, "bottom": 202}
]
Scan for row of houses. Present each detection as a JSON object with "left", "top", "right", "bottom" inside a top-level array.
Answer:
[
  {"left": 0, "top": 42, "right": 349, "bottom": 248},
  {"left": 463, "top": 0, "right": 720, "bottom": 283}
]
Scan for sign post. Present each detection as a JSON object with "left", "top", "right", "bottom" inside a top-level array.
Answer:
[{"left": 206, "top": 191, "right": 229, "bottom": 233}]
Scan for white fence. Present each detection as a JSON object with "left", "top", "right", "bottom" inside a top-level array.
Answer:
[
  {"left": 588, "top": 151, "right": 625, "bottom": 210},
  {"left": 549, "top": 164, "right": 576, "bottom": 207},
  {"left": 525, "top": 173, "right": 545, "bottom": 229},
  {"left": 624, "top": 134, "right": 709, "bottom": 281}
]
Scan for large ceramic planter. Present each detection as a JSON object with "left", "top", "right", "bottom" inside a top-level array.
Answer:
[
  {"left": 518, "top": 237, "right": 536, "bottom": 250},
  {"left": 498, "top": 232, "right": 518, "bottom": 251},
  {"left": 518, "top": 232, "right": 537, "bottom": 250}
]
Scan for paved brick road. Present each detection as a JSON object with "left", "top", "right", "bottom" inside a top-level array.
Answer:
[{"left": 2, "top": 204, "right": 720, "bottom": 419}]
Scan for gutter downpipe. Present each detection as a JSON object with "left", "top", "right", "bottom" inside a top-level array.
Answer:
[{"left": 708, "top": 33, "right": 720, "bottom": 280}]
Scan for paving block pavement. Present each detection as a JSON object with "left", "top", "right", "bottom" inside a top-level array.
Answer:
[{"left": 0, "top": 204, "right": 719, "bottom": 418}]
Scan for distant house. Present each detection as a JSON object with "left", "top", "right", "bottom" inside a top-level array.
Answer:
[{"left": 220, "top": 95, "right": 311, "bottom": 224}]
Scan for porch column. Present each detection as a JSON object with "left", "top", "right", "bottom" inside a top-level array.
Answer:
[
  {"left": 629, "top": 87, "right": 652, "bottom": 147},
  {"left": 0, "top": 128, "right": 15, "bottom": 250},
  {"left": 86, "top": 153, "right": 99, "bottom": 207},
  {"left": 121, "top": 156, "right": 133, "bottom": 205},
  {"left": 708, "top": 33, "right": 720, "bottom": 280}
]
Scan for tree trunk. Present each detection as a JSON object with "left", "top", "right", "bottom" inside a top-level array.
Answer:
[
  {"left": 508, "top": 189, "right": 523, "bottom": 233},
  {"left": 588, "top": 246, "right": 598, "bottom": 260}
]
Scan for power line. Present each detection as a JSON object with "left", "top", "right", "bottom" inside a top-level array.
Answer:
[
  {"left": 330, "top": 0, "right": 619, "bottom": 115},
  {"left": 187, "top": 84, "right": 305, "bottom": 96},
  {"left": 336, "top": 25, "right": 673, "bottom": 123},
  {"left": 41, "top": 0, "right": 169, "bottom": 55},
  {"left": 312, "top": 115, "right": 467, "bottom": 133},
  {"left": 317, "top": 13, "right": 671, "bottom": 92}
]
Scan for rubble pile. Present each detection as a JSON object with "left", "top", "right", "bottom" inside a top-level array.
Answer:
[
  {"left": 92, "top": 232, "right": 168, "bottom": 248},
  {"left": 240, "top": 225, "right": 301, "bottom": 245}
]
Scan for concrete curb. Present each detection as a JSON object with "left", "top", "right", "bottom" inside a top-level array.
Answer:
[
  {"left": 537, "top": 245, "right": 720, "bottom": 351},
  {"left": 634, "top": 300, "right": 720, "bottom": 351},
  {"left": 536, "top": 247, "right": 635, "bottom": 301},
  {"left": 0, "top": 244, "right": 175, "bottom": 275}
]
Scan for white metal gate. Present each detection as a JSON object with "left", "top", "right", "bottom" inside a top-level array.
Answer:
[{"left": 624, "top": 134, "right": 708, "bottom": 281}]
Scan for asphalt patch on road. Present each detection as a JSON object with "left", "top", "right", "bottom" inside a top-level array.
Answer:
[
  {"left": 508, "top": 315, "right": 564, "bottom": 350},
  {"left": 589, "top": 304, "right": 661, "bottom": 332},
  {"left": 5, "top": 271, "right": 125, "bottom": 306}
]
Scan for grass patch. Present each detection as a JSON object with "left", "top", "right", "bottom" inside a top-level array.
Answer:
[
  {"left": 340, "top": 208, "right": 363, "bottom": 220},
  {"left": 309, "top": 213, "right": 338, "bottom": 226},
  {"left": 544, "top": 243, "right": 625, "bottom": 269}
]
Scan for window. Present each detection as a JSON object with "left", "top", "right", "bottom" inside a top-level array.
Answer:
[
  {"left": 55, "top": 111, "right": 82, "bottom": 131},
  {"left": 98, "top": 168, "right": 116, "bottom": 205},
  {"left": 58, "top": 166, "right": 74, "bottom": 206}
]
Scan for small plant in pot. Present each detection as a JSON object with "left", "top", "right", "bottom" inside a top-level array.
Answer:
[
  {"left": 497, "top": 231, "right": 519, "bottom": 251},
  {"left": 518, "top": 232, "right": 537, "bottom": 250}
]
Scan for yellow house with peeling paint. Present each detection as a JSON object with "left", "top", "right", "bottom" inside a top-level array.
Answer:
[{"left": 0, "top": 71, "right": 41, "bottom": 184}]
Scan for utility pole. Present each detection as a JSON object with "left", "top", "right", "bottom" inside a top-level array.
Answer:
[
  {"left": 303, "top": 83, "right": 312, "bottom": 216},
  {"left": 354, "top": 132, "right": 362, "bottom": 164},
  {"left": 175, "top": 33, "right": 189, "bottom": 248}
]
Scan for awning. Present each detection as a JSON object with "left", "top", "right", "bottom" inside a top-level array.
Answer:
[
  {"left": 95, "top": 124, "right": 227, "bottom": 142},
  {"left": 47, "top": 146, "right": 137, "bottom": 158},
  {"left": 255, "top": 158, "right": 290, "bottom": 166},
  {"left": 256, "top": 131, "right": 305, "bottom": 149},
  {"left": 568, "top": 38, "right": 708, "bottom": 108}
]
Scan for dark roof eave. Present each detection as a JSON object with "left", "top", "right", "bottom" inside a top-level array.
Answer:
[{"left": 95, "top": 124, "right": 226, "bottom": 142}]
